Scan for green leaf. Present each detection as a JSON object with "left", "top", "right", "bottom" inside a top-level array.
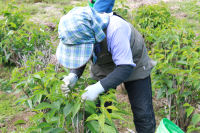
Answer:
[
  {"left": 98, "top": 114, "right": 105, "bottom": 132},
  {"left": 192, "top": 114, "right": 200, "bottom": 125},
  {"left": 86, "top": 120, "right": 100, "bottom": 133},
  {"left": 37, "top": 122, "right": 51, "bottom": 129},
  {"left": 115, "top": 110, "right": 131, "bottom": 116},
  {"left": 27, "top": 99, "right": 33, "bottom": 109},
  {"left": 86, "top": 114, "right": 99, "bottom": 122},
  {"left": 35, "top": 102, "right": 52, "bottom": 110},
  {"left": 110, "top": 113, "right": 126, "bottom": 121},
  {"left": 168, "top": 88, "right": 177, "bottom": 95},
  {"left": 33, "top": 74, "right": 41, "bottom": 80},
  {"left": 186, "top": 106, "right": 195, "bottom": 118},
  {"left": 183, "top": 103, "right": 190, "bottom": 107},
  {"left": 105, "top": 109, "right": 111, "bottom": 121},
  {"left": 103, "top": 124, "right": 117, "bottom": 133},
  {"left": 15, "top": 98, "right": 26, "bottom": 105},
  {"left": 42, "top": 127, "right": 53, "bottom": 133},
  {"left": 165, "top": 80, "right": 173, "bottom": 89},
  {"left": 46, "top": 109, "right": 57, "bottom": 118},
  {"left": 14, "top": 120, "right": 26, "bottom": 125},
  {"left": 177, "top": 61, "right": 187, "bottom": 65},
  {"left": 9, "top": 22, "right": 17, "bottom": 28},
  {"left": 49, "top": 128, "right": 65, "bottom": 133},
  {"left": 85, "top": 100, "right": 96, "bottom": 114},
  {"left": 72, "top": 102, "right": 81, "bottom": 119},
  {"left": 106, "top": 106, "right": 118, "bottom": 111},
  {"left": 157, "top": 88, "right": 165, "bottom": 99},
  {"left": 48, "top": 116, "right": 59, "bottom": 123},
  {"left": 63, "top": 103, "right": 72, "bottom": 117},
  {"left": 52, "top": 101, "right": 61, "bottom": 111}
]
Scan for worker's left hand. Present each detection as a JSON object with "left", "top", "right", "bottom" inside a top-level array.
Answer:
[{"left": 82, "top": 81, "right": 105, "bottom": 101}]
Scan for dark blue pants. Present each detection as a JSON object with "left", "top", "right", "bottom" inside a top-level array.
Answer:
[{"left": 124, "top": 76, "right": 156, "bottom": 133}]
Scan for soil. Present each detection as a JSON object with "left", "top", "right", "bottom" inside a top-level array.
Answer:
[
  {"left": 5, "top": 110, "right": 35, "bottom": 132},
  {"left": 30, "top": 3, "right": 62, "bottom": 25},
  {"left": 126, "top": 0, "right": 182, "bottom": 8}
]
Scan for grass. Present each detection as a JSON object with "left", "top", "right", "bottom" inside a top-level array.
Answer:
[
  {"left": 116, "top": 101, "right": 135, "bottom": 131},
  {"left": 0, "top": 94, "right": 24, "bottom": 124},
  {"left": 0, "top": 65, "right": 14, "bottom": 92},
  {"left": 167, "top": 0, "right": 200, "bottom": 34},
  {"left": 0, "top": 93, "right": 26, "bottom": 133},
  {"left": 0, "top": 65, "right": 26, "bottom": 132},
  {"left": 15, "top": 0, "right": 71, "bottom": 4},
  {"left": 0, "top": 65, "right": 28, "bottom": 132}
]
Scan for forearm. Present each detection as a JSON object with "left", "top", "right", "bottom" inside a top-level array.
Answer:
[
  {"left": 100, "top": 65, "right": 133, "bottom": 91},
  {"left": 70, "top": 65, "right": 86, "bottom": 78}
]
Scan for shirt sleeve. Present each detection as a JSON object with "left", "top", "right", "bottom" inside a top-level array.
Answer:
[
  {"left": 70, "top": 65, "right": 86, "bottom": 78},
  {"left": 100, "top": 65, "right": 133, "bottom": 91},
  {"left": 107, "top": 16, "right": 136, "bottom": 67}
]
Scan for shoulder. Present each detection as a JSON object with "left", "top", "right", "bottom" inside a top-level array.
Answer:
[
  {"left": 107, "top": 15, "right": 130, "bottom": 33},
  {"left": 106, "top": 15, "right": 132, "bottom": 52}
]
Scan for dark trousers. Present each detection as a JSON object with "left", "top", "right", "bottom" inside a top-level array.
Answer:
[{"left": 124, "top": 76, "right": 156, "bottom": 133}]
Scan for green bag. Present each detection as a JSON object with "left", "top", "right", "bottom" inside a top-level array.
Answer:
[{"left": 156, "top": 118, "right": 185, "bottom": 133}]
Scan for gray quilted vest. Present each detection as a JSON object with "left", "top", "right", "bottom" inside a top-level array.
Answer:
[{"left": 90, "top": 22, "right": 156, "bottom": 82}]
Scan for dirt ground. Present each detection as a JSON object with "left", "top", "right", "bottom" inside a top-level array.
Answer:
[{"left": 127, "top": 0, "right": 185, "bottom": 7}]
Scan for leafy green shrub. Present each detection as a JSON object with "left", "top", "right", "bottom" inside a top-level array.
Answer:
[
  {"left": 113, "top": 0, "right": 130, "bottom": 21},
  {"left": 135, "top": 3, "right": 174, "bottom": 29},
  {"left": 151, "top": 27, "right": 200, "bottom": 128},
  {"left": 0, "top": 4, "right": 51, "bottom": 65},
  {"left": 133, "top": 4, "right": 176, "bottom": 50},
  {"left": 133, "top": 3, "right": 200, "bottom": 132},
  {"left": 11, "top": 54, "right": 128, "bottom": 132}
]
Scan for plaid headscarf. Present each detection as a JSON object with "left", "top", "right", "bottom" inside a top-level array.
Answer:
[{"left": 56, "top": 6, "right": 109, "bottom": 69}]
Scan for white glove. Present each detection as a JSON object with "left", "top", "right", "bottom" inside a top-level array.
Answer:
[
  {"left": 61, "top": 73, "right": 78, "bottom": 96},
  {"left": 82, "top": 81, "right": 105, "bottom": 101}
]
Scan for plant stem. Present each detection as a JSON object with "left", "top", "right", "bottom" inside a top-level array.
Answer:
[{"left": 82, "top": 102, "right": 85, "bottom": 133}]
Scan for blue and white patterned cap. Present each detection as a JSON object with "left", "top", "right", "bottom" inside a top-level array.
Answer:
[{"left": 56, "top": 6, "right": 109, "bottom": 69}]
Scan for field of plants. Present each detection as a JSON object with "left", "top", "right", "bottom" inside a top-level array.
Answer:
[{"left": 0, "top": 0, "right": 200, "bottom": 132}]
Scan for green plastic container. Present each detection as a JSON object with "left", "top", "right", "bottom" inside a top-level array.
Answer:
[
  {"left": 156, "top": 118, "right": 185, "bottom": 133},
  {"left": 88, "top": 0, "right": 96, "bottom": 7}
]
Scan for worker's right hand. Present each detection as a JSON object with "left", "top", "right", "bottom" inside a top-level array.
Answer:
[{"left": 61, "top": 73, "right": 78, "bottom": 97}]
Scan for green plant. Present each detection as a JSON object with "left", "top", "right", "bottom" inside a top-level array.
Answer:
[
  {"left": 135, "top": 3, "right": 174, "bottom": 29},
  {"left": 113, "top": 0, "right": 130, "bottom": 21},
  {"left": 0, "top": 93, "right": 24, "bottom": 125},
  {"left": 132, "top": 4, "right": 177, "bottom": 50},
  {"left": 133, "top": 3, "right": 200, "bottom": 132},
  {"left": 0, "top": 65, "right": 14, "bottom": 92},
  {"left": 0, "top": 3, "right": 51, "bottom": 65},
  {"left": 11, "top": 54, "right": 128, "bottom": 132}
]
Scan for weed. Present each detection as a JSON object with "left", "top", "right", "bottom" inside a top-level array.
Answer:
[{"left": 0, "top": 93, "right": 24, "bottom": 125}]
